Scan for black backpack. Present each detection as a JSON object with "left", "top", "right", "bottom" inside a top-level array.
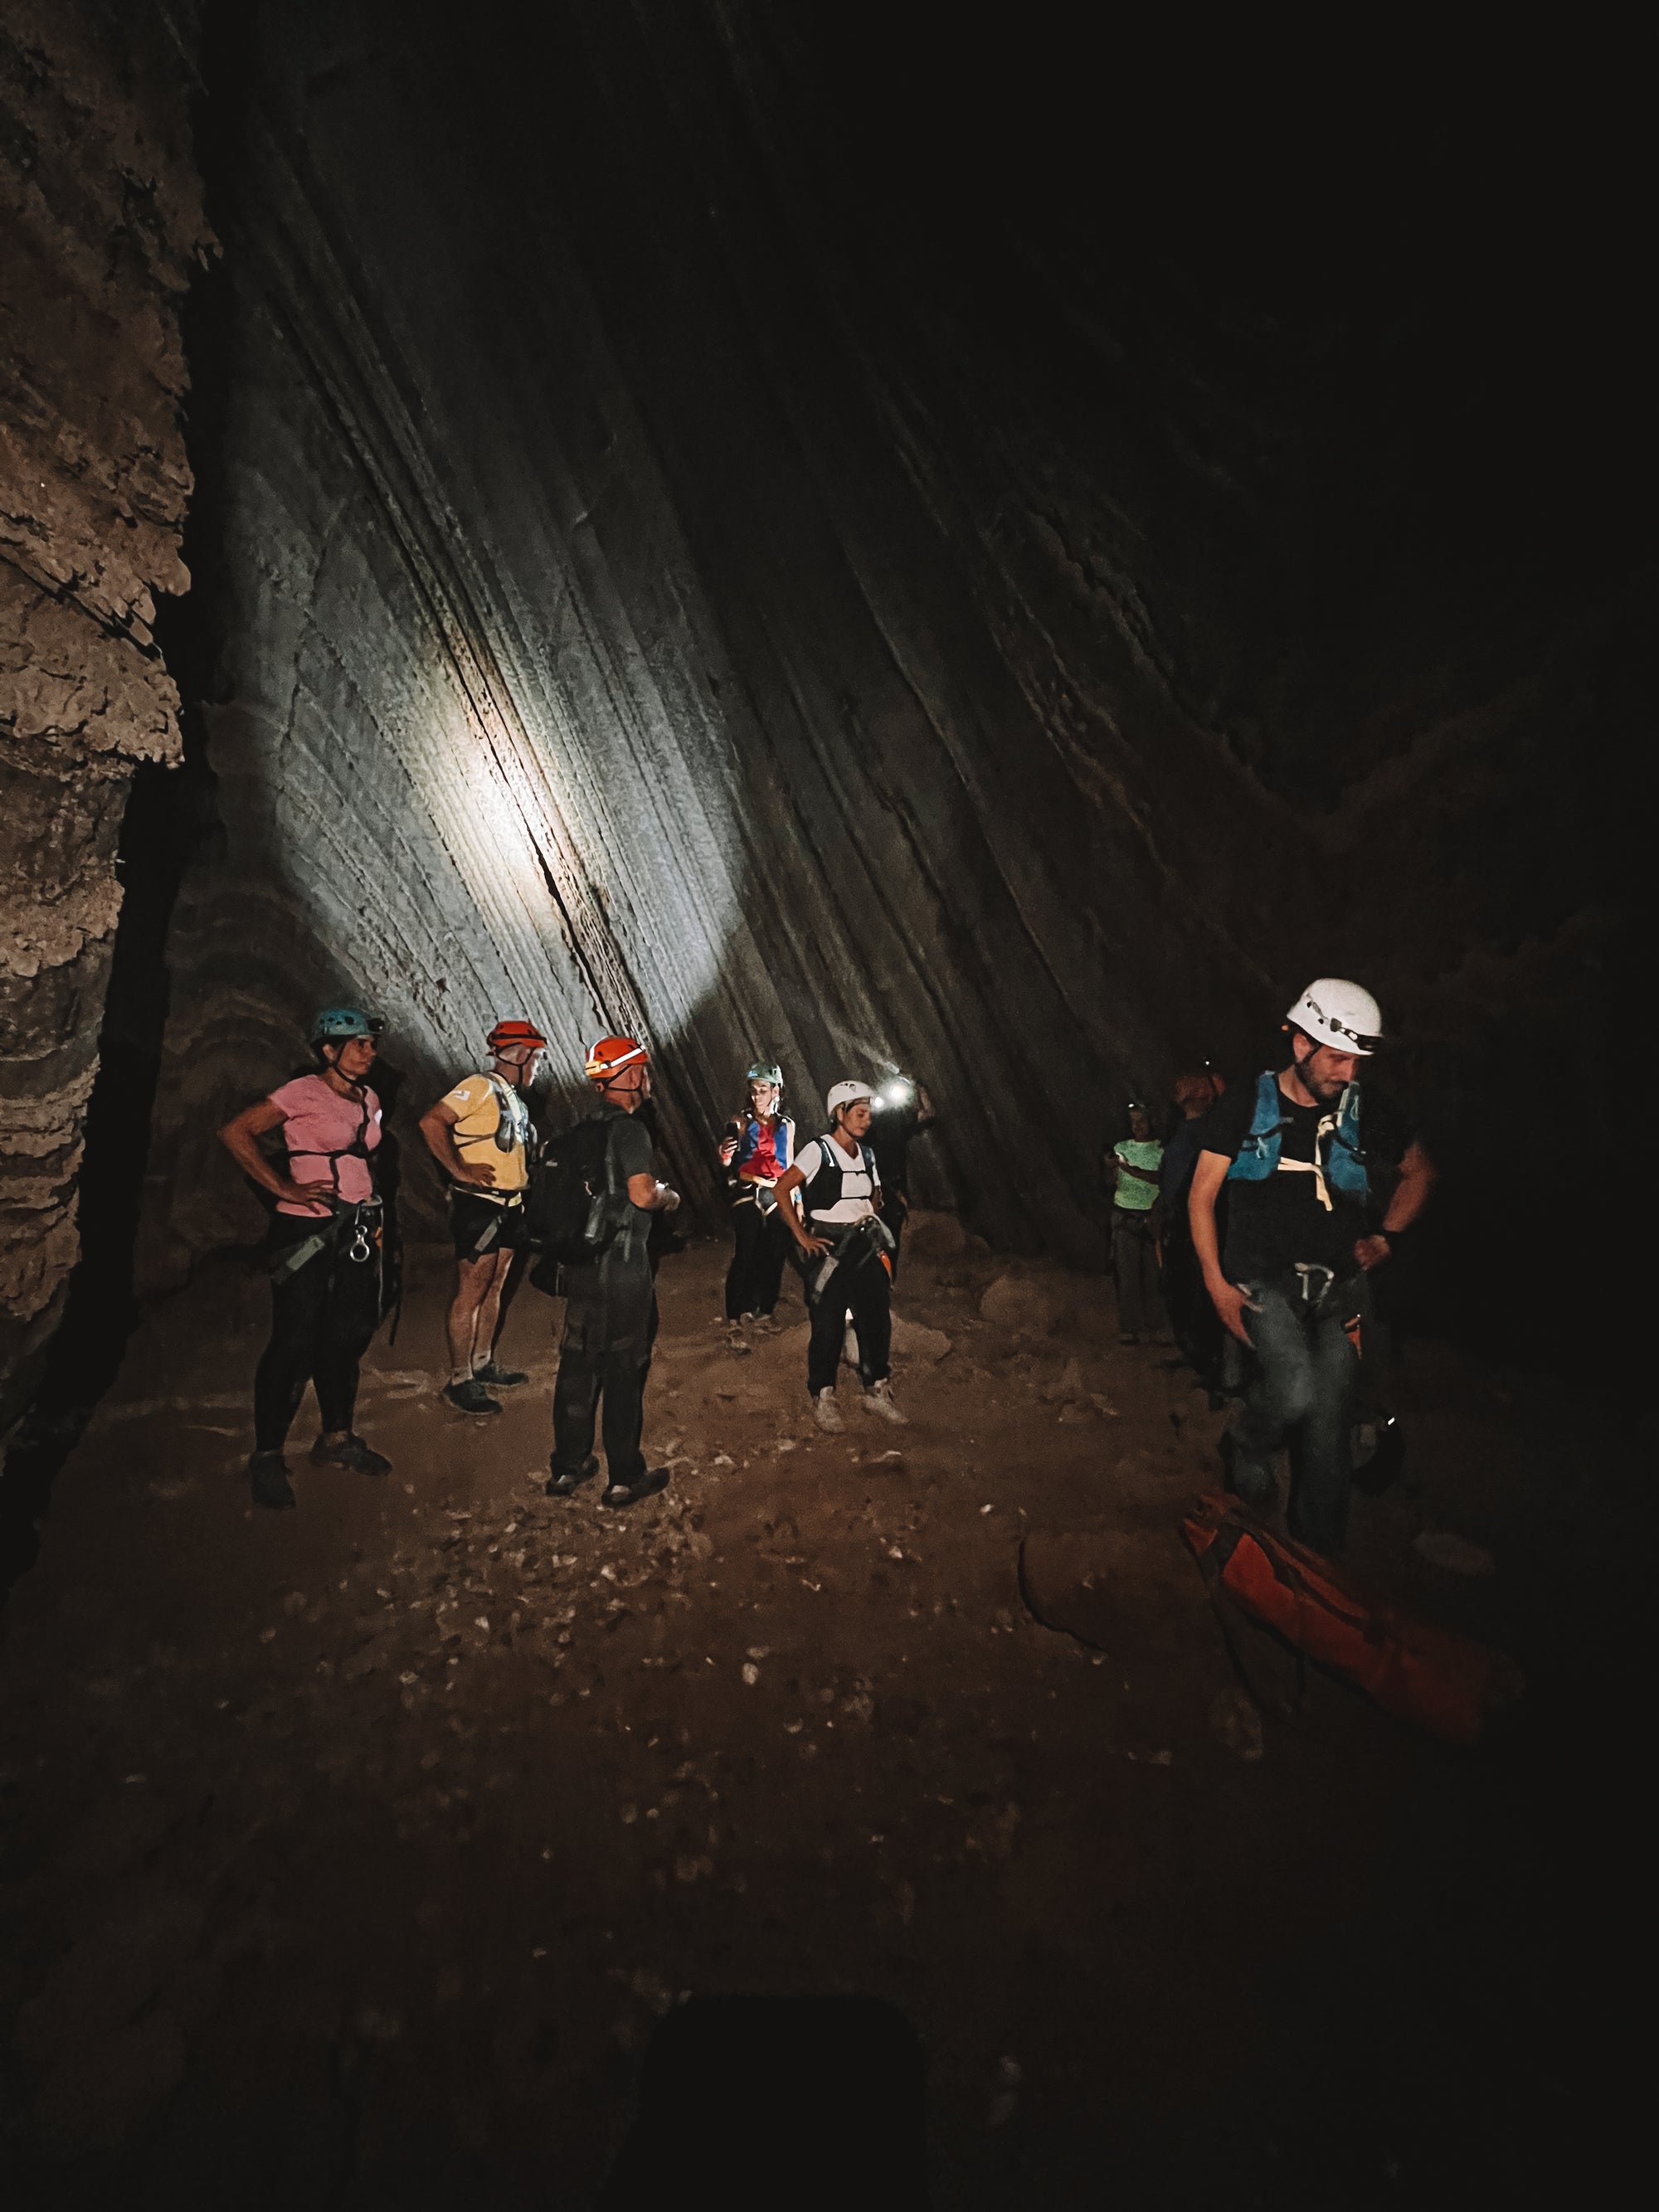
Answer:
[{"left": 525, "top": 1115, "right": 621, "bottom": 1284}]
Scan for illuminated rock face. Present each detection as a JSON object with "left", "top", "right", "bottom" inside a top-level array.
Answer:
[
  {"left": 8, "top": 6, "right": 1641, "bottom": 1381},
  {"left": 0, "top": 3, "right": 209, "bottom": 1420},
  {"left": 138, "top": 2, "right": 1641, "bottom": 1302}
]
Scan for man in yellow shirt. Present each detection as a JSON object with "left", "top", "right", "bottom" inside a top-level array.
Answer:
[{"left": 419, "top": 1018, "right": 547, "bottom": 1415}]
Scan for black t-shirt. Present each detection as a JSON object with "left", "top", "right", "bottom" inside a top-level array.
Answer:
[
  {"left": 1199, "top": 1076, "right": 1411, "bottom": 1283},
  {"left": 868, "top": 1105, "right": 921, "bottom": 1197},
  {"left": 598, "top": 1102, "right": 655, "bottom": 1265}
]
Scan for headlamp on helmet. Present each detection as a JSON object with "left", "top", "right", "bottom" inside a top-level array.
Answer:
[
  {"left": 586, "top": 1034, "right": 649, "bottom": 1083},
  {"left": 826, "top": 1079, "right": 874, "bottom": 1120},
  {"left": 310, "top": 1006, "right": 384, "bottom": 1045},
  {"left": 1286, "top": 979, "right": 1384, "bottom": 1056}
]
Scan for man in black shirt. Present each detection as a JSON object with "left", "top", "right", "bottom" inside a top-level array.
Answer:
[
  {"left": 545, "top": 1034, "right": 680, "bottom": 1510},
  {"left": 868, "top": 1076, "right": 934, "bottom": 1276},
  {"left": 1188, "top": 980, "right": 1434, "bottom": 1556}
]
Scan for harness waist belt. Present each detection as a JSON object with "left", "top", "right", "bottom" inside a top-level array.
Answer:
[
  {"left": 803, "top": 1213, "right": 895, "bottom": 1304},
  {"left": 270, "top": 1198, "right": 382, "bottom": 1286}
]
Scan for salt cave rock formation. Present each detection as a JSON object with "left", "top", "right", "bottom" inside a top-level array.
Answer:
[
  {"left": 2, "top": 0, "right": 1647, "bottom": 1422},
  {"left": 0, "top": 2, "right": 210, "bottom": 1423}
]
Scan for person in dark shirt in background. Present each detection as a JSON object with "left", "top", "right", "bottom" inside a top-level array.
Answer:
[
  {"left": 868, "top": 1074, "right": 935, "bottom": 1278},
  {"left": 1188, "top": 980, "right": 1434, "bottom": 1557},
  {"left": 1160, "top": 1068, "right": 1227, "bottom": 1398}
]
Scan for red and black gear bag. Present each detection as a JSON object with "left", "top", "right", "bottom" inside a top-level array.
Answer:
[{"left": 1180, "top": 1495, "right": 1513, "bottom": 1745}]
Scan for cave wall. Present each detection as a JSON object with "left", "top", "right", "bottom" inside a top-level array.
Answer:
[
  {"left": 142, "top": 0, "right": 1282, "bottom": 1275},
  {"left": 127, "top": 4, "right": 1645, "bottom": 1351},
  {"left": 0, "top": 2, "right": 209, "bottom": 1422}
]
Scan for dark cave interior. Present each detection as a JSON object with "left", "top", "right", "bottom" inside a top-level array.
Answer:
[{"left": 1, "top": 3, "right": 1652, "bottom": 2204}]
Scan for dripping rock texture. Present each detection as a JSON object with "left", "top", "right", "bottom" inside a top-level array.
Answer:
[{"left": 0, "top": 2, "right": 210, "bottom": 1422}]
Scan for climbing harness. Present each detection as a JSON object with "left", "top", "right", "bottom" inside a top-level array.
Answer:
[
  {"left": 798, "top": 1213, "right": 896, "bottom": 1305},
  {"left": 269, "top": 1197, "right": 384, "bottom": 1287},
  {"left": 280, "top": 1076, "right": 377, "bottom": 1207}
]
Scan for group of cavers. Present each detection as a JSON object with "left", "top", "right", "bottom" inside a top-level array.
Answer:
[
  {"left": 218, "top": 1024, "right": 930, "bottom": 1515},
  {"left": 1105, "top": 977, "right": 1435, "bottom": 1558},
  {"left": 217, "top": 973, "right": 1432, "bottom": 1565}
]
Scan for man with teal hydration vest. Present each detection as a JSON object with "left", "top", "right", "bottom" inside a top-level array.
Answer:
[{"left": 1187, "top": 979, "right": 1435, "bottom": 1557}]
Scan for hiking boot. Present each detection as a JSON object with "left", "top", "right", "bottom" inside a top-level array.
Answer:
[
  {"left": 442, "top": 1378, "right": 501, "bottom": 1417},
  {"left": 813, "top": 1388, "right": 845, "bottom": 1435},
  {"left": 752, "top": 1312, "right": 781, "bottom": 1335},
  {"left": 859, "top": 1379, "right": 909, "bottom": 1426},
  {"left": 472, "top": 1361, "right": 528, "bottom": 1388},
  {"left": 602, "top": 1468, "right": 670, "bottom": 1510},
  {"left": 311, "top": 1432, "right": 391, "bottom": 1477},
  {"left": 546, "top": 1453, "right": 601, "bottom": 1498},
  {"left": 249, "top": 1451, "right": 296, "bottom": 1511}
]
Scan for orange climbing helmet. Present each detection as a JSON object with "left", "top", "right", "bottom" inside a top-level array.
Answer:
[
  {"left": 488, "top": 1018, "right": 548, "bottom": 1051},
  {"left": 585, "top": 1033, "right": 649, "bottom": 1083}
]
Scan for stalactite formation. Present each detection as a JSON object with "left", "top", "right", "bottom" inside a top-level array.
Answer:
[{"left": 0, "top": 1, "right": 210, "bottom": 1422}]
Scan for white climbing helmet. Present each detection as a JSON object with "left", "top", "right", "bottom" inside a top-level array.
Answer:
[
  {"left": 1287, "top": 978, "right": 1384, "bottom": 1055},
  {"left": 826, "top": 1079, "right": 874, "bottom": 1118}
]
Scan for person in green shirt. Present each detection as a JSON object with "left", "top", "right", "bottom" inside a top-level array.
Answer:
[{"left": 1107, "top": 1102, "right": 1167, "bottom": 1344}]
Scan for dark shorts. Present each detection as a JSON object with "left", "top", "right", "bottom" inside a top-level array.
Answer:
[{"left": 448, "top": 1190, "right": 526, "bottom": 1261}]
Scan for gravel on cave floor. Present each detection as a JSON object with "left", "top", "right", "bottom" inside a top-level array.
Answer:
[{"left": 0, "top": 1223, "right": 1627, "bottom": 2205}]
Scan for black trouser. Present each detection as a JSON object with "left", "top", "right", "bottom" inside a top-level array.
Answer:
[
  {"left": 1161, "top": 1203, "right": 1224, "bottom": 1387},
  {"left": 1111, "top": 1208, "right": 1165, "bottom": 1334},
  {"left": 807, "top": 1252, "right": 892, "bottom": 1397},
  {"left": 884, "top": 1190, "right": 909, "bottom": 1281},
  {"left": 253, "top": 1216, "right": 382, "bottom": 1452},
  {"left": 724, "top": 1195, "right": 787, "bottom": 1319},
  {"left": 552, "top": 1250, "right": 658, "bottom": 1483}
]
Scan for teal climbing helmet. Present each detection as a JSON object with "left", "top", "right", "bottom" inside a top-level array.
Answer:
[
  {"left": 310, "top": 1006, "right": 385, "bottom": 1045},
  {"left": 745, "top": 1061, "right": 783, "bottom": 1087}
]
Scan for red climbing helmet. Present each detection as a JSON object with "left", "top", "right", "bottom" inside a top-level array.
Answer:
[
  {"left": 488, "top": 1018, "right": 548, "bottom": 1051},
  {"left": 585, "top": 1033, "right": 649, "bottom": 1083}
]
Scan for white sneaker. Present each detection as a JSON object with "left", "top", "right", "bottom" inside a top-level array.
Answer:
[
  {"left": 813, "top": 1388, "right": 845, "bottom": 1434},
  {"left": 842, "top": 1325, "right": 859, "bottom": 1368},
  {"left": 860, "top": 1379, "right": 909, "bottom": 1425}
]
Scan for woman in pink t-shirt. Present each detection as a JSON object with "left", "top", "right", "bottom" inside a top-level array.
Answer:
[{"left": 219, "top": 1007, "right": 392, "bottom": 1510}]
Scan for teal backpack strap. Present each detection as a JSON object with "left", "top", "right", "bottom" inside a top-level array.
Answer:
[
  {"left": 1227, "top": 1071, "right": 1289, "bottom": 1183},
  {"left": 1326, "top": 1083, "right": 1370, "bottom": 1198}
]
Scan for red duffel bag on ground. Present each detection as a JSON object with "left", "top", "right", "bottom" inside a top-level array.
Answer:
[{"left": 1180, "top": 1495, "right": 1519, "bottom": 1746}]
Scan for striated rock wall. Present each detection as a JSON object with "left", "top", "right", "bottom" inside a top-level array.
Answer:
[
  {"left": 0, "top": 2, "right": 210, "bottom": 1421},
  {"left": 136, "top": 3, "right": 1643, "bottom": 1359}
]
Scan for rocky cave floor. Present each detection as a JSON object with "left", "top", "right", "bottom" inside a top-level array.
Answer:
[{"left": 0, "top": 1217, "right": 1630, "bottom": 2206}]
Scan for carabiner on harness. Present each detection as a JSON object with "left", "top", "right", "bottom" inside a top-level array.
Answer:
[{"left": 345, "top": 1199, "right": 382, "bottom": 1266}]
